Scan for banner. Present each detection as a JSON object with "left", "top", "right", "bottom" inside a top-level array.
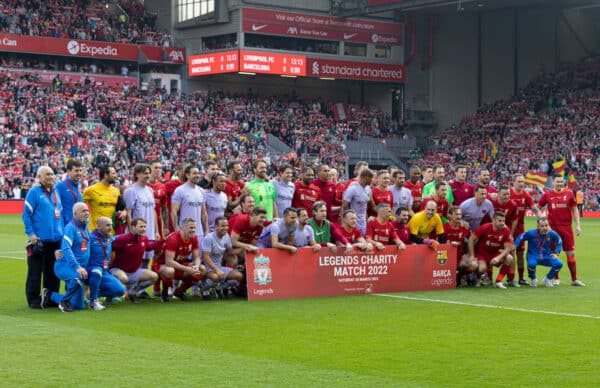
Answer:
[
  {"left": 0, "top": 33, "right": 138, "bottom": 60},
  {"left": 307, "top": 58, "right": 406, "bottom": 83},
  {"left": 246, "top": 244, "right": 457, "bottom": 301},
  {"left": 242, "top": 8, "right": 402, "bottom": 46},
  {"left": 0, "top": 67, "right": 138, "bottom": 87}
]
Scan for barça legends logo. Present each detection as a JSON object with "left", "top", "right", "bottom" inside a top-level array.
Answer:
[
  {"left": 253, "top": 254, "right": 272, "bottom": 285},
  {"left": 437, "top": 250, "right": 448, "bottom": 265}
]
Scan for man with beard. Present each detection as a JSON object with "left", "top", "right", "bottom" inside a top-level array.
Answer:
[
  {"left": 448, "top": 165, "right": 474, "bottom": 206},
  {"left": 199, "top": 160, "right": 219, "bottom": 190},
  {"left": 83, "top": 166, "right": 123, "bottom": 234},
  {"left": 293, "top": 166, "right": 321, "bottom": 218},
  {"left": 273, "top": 164, "right": 295, "bottom": 219},
  {"left": 404, "top": 165, "right": 424, "bottom": 213},
  {"left": 389, "top": 170, "right": 413, "bottom": 216},
  {"left": 312, "top": 164, "right": 336, "bottom": 220},
  {"left": 257, "top": 207, "right": 299, "bottom": 253},
  {"left": 205, "top": 172, "right": 228, "bottom": 233},
  {"left": 340, "top": 168, "right": 375, "bottom": 236},
  {"left": 292, "top": 208, "right": 321, "bottom": 251},
  {"left": 171, "top": 165, "right": 209, "bottom": 240},
  {"left": 224, "top": 160, "right": 246, "bottom": 216},
  {"left": 246, "top": 160, "right": 277, "bottom": 221}
]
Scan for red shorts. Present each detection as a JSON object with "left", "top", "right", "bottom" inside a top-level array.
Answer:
[
  {"left": 551, "top": 225, "right": 575, "bottom": 252},
  {"left": 174, "top": 263, "right": 202, "bottom": 281}
]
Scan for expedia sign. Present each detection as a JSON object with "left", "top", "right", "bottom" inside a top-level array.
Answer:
[{"left": 67, "top": 40, "right": 118, "bottom": 57}]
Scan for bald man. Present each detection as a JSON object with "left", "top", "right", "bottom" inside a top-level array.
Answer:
[
  {"left": 87, "top": 217, "right": 126, "bottom": 310},
  {"left": 23, "top": 166, "right": 64, "bottom": 309},
  {"left": 49, "top": 203, "right": 90, "bottom": 312}
]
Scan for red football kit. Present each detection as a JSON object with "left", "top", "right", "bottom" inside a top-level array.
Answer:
[
  {"left": 313, "top": 178, "right": 336, "bottom": 218},
  {"left": 366, "top": 219, "right": 401, "bottom": 245},
  {"left": 147, "top": 180, "right": 167, "bottom": 238},
  {"left": 111, "top": 233, "right": 164, "bottom": 273},
  {"left": 538, "top": 189, "right": 576, "bottom": 251},
  {"left": 443, "top": 222, "right": 471, "bottom": 259},
  {"left": 370, "top": 186, "right": 394, "bottom": 217},
  {"left": 338, "top": 225, "right": 364, "bottom": 244},
  {"left": 404, "top": 180, "right": 425, "bottom": 213},
  {"left": 157, "top": 232, "right": 202, "bottom": 292},
  {"left": 421, "top": 195, "right": 449, "bottom": 219},
  {"left": 229, "top": 213, "right": 264, "bottom": 244},
  {"left": 448, "top": 180, "right": 474, "bottom": 206},
  {"left": 490, "top": 198, "right": 518, "bottom": 232},
  {"left": 225, "top": 180, "right": 245, "bottom": 203},
  {"left": 293, "top": 182, "right": 321, "bottom": 217},
  {"left": 391, "top": 221, "right": 411, "bottom": 244},
  {"left": 510, "top": 188, "right": 535, "bottom": 234},
  {"left": 473, "top": 223, "right": 513, "bottom": 262},
  {"left": 164, "top": 178, "right": 183, "bottom": 233}
]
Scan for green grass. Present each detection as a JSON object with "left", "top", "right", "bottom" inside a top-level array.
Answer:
[{"left": 1, "top": 214, "right": 598, "bottom": 387}]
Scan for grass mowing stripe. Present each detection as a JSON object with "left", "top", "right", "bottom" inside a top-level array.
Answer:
[
  {"left": 0, "top": 314, "right": 406, "bottom": 387},
  {"left": 373, "top": 293, "right": 600, "bottom": 319}
]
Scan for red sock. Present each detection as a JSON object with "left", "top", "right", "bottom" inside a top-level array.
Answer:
[
  {"left": 567, "top": 257, "right": 577, "bottom": 281},
  {"left": 160, "top": 275, "right": 173, "bottom": 289},
  {"left": 507, "top": 268, "right": 515, "bottom": 282},
  {"left": 495, "top": 265, "right": 509, "bottom": 283},
  {"left": 153, "top": 278, "right": 161, "bottom": 293},
  {"left": 518, "top": 265, "right": 524, "bottom": 280}
]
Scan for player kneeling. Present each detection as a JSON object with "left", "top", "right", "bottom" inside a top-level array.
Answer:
[
  {"left": 467, "top": 212, "right": 515, "bottom": 289},
  {"left": 202, "top": 217, "right": 244, "bottom": 299},
  {"left": 156, "top": 218, "right": 206, "bottom": 302}
]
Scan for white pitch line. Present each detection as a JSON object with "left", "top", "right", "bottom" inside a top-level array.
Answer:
[
  {"left": 0, "top": 256, "right": 25, "bottom": 260},
  {"left": 374, "top": 293, "right": 600, "bottom": 320}
]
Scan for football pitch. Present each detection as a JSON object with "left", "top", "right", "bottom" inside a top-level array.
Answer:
[{"left": 1, "top": 214, "right": 598, "bottom": 387}]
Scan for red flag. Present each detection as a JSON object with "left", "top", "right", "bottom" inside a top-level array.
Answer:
[{"left": 332, "top": 102, "right": 348, "bottom": 121}]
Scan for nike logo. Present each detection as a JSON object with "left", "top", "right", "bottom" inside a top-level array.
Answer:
[
  {"left": 343, "top": 33, "right": 357, "bottom": 40},
  {"left": 252, "top": 24, "right": 267, "bottom": 31}
]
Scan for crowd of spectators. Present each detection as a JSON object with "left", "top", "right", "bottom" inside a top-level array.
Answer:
[
  {"left": 0, "top": 0, "right": 172, "bottom": 47},
  {"left": 419, "top": 56, "right": 600, "bottom": 211}
]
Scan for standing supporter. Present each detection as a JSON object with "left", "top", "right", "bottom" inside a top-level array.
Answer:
[
  {"left": 467, "top": 212, "right": 515, "bottom": 288},
  {"left": 205, "top": 172, "right": 228, "bottom": 232},
  {"left": 404, "top": 165, "right": 424, "bottom": 213},
  {"left": 246, "top": 160, "right": 277, "bottom": 221},
  {"left": 460, "top": 186, "right": 495, "bottom": 232},
  {"left": 514, "top": 217, "right": 563, "bottom": 288},
  {"left": 23, "top": 166, "right": 63, "bottom": 309},
  {"left": 147, "top": 160, "right": 168, "bottom": 238},
  {"left": 164, "top": 164, "right": 186, "bottom": 233},
  {"left": 124, "top": 163, "right": 158, "bottom": 268},
  {"left": 448, "top": 165, "right": 474, "bottom": 206},
  {"left": 422, "top": 165, "right": 454, "bottom": 204},
  {"left": 224, "top": 160, "right": 246, "bottom": 216},
  {"left": 408, "top": 200, "right": 444, "bottom": 248},
  {"left": 293, "top": 166, "right": 321, "bottom": 218},
  {"left": 272, "top": 164, "right": 295, "bottom": 218},
  {"left": 199, "top": 160, "right": 219, "bottom": 190},
  {"left": 340, "top": 168, "right": 375, "bottom": 235},
  {"left": 391, "top": 206, "right": 412, "bottom": 245},
  {"left": 110, "top": 218, "right": 162, "bottom": 303},
  {"left": 49, "top": 203, "right": 90, "bottom": 312},
  {"left": 365, "top": 203, "right": 405, "bottom": 250},
  {"left": 55, "top": 159, "right": 84, "bottom": 226},
  {"left": 156, "top": 218, "right": 206, "bottom": 302},
  {"left": 87, "top": 217, "right": 126, "bottom": 310},
  {"left": 257, "top": 207, "right": 299, "bottom": 253},
  {"left": 83, "top": 166, "right": 124, "bottom": 234},
  {"left": 510, "top": 173, "right": 540, "bottom": 285},
  {"left": 202, "top": 217, "right": 244, "bottom": 299},
  {"left": 370, "top": 170, "right": 394, "bottom": 218},
  {"left": 443, "top": 206, "right": 475, "bottom": 285},
  {"left": 293, "top": 208, "right": 321, "bottom": 251},
  {"left": 171, "top": 165, "right": 208, "bottom": 240},
  {"left": 537, "top": 175, "right": 584, "bottom": 286},
  {"left": 477, "top": 169, "right": 498, "bottom": 201},
  {"left": 309, "top": 201, "right": 352, "bottom": 252},
  {"left": 312, "top": 164, "right": 337, "bottom": 221},
  {"left": 421, "top": 181, "right": 450, "bottom": 223},
  {"left": 389, "top": 170, "right": 413, "bottom": 216}
]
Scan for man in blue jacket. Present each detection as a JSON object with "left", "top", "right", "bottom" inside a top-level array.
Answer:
[
  {"left": 514, "top": 217, "right": 563, "bottom": 288},
  {"left": 49, "top": 203, "right": 90, "bottom": 312},
  {"left": 87, "top": 217, "right": 126, "bottom": 310},
  {"left": 55, "top": 159, "right": 84, "bottom": 226},
  {"left": 22, "top": 166, "right": 64, "bottom": 309}
]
